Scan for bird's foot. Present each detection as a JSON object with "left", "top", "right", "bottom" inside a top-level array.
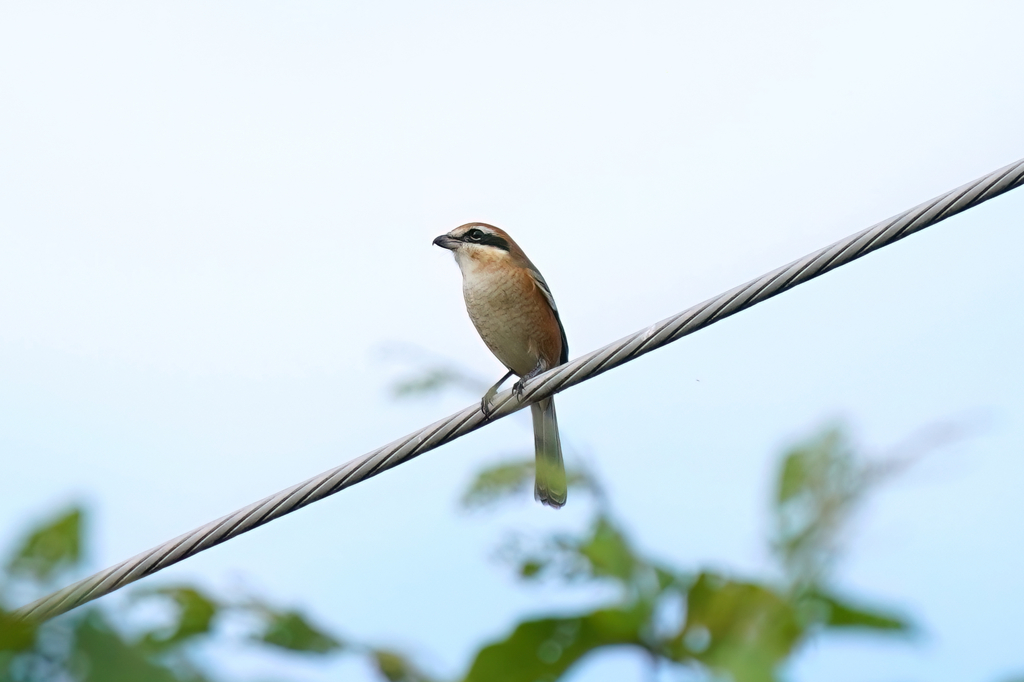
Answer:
[
  {"left": 514, "top": 362, "right": 547, "bottom": 402},
  {"left": 481, "top": 369, "right": 515, "bottom": 418},
  {"left": 512, "top": 379, "right": 525, "bottom": 401}
]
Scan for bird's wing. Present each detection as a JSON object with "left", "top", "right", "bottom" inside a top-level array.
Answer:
[
  {"left": 529, "top": 267, "right": 569, "bottom": 365},
  {"left": 529, "top": 267, "right": 558, "bottom": 312}
]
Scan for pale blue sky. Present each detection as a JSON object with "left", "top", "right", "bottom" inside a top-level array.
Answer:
[{"left": 1, "top": 1, "right": 1023, "bottom": 680}]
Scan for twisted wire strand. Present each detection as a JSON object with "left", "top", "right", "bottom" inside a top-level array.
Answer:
[{"left": 16, "top": 158, "right": 1024, "bottom": 623}]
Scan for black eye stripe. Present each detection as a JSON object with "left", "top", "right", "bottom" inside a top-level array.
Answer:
[
  {"left": 461, "top": 229, "right": 510, "bottom": 252},
  {"left": 478, "top": 233, "right": 510, "bottom": 251}
]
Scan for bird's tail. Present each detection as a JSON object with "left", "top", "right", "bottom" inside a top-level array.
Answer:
[{"left": 531, "top": 397, "right": 566, "bottom": 508}]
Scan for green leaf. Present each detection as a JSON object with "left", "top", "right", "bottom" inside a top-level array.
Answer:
[
  {"left": 258, "top": 610, "right": 342, "bottom": 654},
  {"left": 462, "top": 604, "right": 650, "bottom": 682},
  {"left": 802, "top": 590, "right": 911, "bottom": 632},
  {"left": 776, "top": 447, "right": 810, "bottom": 505},
  {"left": 774, "top": 427, "right": 851, "bottom": 508},
  {"left": 671, "top": 572, "right": 804, "bottom": 682},
  {"left": 653, "top": 565, "right": 687, "bottom": 592},
  {"left": 460, "top": 460, "right": 536, "bottom": 509},
  {"left": 73, "top": 611, "right": 193, "bottom": 682},
  {"left": 135, "top": 587, "right": 219, "bottom": 649},
  {"left": 372, "top": 648, "right": 434, "bottom": 682},
  {"left": 5, "top": 507, "right": 83, "bottom": 582},
  {"left": 770, "top": 426, "right": 874, "bottom": 589},
  {"left": 499, "top": 515, "right": 676, "bottom": 592},
  {"left": 461, "top": 459, "right": 597, "bottom": 509},
  {"left": 0, "top": 609, "right": 36, "bottom": 652},
  {"left": 577, "top": 516, "right": 638, "bottom": 582},
  {"left": 519, "top": 560, "right": 545, "bottom": 578}
]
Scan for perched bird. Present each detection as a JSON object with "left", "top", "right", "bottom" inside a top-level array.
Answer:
[{"left": 433, "top": 222, "right": 568, "bottom": 508}]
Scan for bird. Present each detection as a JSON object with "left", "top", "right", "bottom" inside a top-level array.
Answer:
[{"left": 433, "top": 222, "right": 568, "bottom": 508}]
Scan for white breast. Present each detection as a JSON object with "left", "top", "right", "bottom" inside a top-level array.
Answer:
[{"left": 454, "top": 249, "right": 539, "bottom": 375}]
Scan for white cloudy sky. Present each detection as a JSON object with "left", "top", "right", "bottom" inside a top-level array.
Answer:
[{"left": 1, "top": 1, "right": 1023, "bottom": 680}]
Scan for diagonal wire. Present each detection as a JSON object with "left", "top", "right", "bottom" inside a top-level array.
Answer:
[{"left": 15, "top": 157, "right": 1024, "bottom": 623}]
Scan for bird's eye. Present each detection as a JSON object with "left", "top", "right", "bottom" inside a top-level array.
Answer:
[{"left": 466, "top": 229, "right": 484, "bottom": 241}]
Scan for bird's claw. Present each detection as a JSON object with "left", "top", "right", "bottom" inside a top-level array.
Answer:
[
  {"left": 481, "top": 369, "right": 514, "bottom": 420},
  {"left": 513, "top": 379, "right": 525, "bottom": 401}
]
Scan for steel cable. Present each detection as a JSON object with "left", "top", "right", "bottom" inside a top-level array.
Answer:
[{"left": 15, "top": 157, "right": 1024, "bottom": 623}]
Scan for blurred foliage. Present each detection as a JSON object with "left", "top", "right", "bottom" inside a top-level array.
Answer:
[
  {"left": 458, "top": 451, "right": 912, "bottom": 682},
  {"left": 446, "top": 420, "right": 916, "bottom": 682},
  {"left": 255, "top": 606, "right": 343, "bottom": 654},
  {"left": 134, "top": 587, "right": 219, "bottom": 650},
  {"left": 459, "top": 460, "right": 537, "bottom": 508},
  {"left": 0, "top": 510, "right": 357, "bottom": 681},
  {"left": 71, "top": 611, "right": 197, "bottom": 682},
  {"left": 391, "top": 365, "right": 485, "bottom": 400},
  {"left": 460, "top": 459, "right": 598, "bottom": 510},
  {"left": 671, "top": 573, "right": 801, "bottom": 682},
  {"left": 1, "top": 410, "right": 1003, "bottom": 680},
  {"left": 771, "top": 428, "right": 878, "bottom": 590},
  {"left": 372, "top": 649, "right": 436, "bottom": 682},
  {"left": 5, "top": 509, "right": 81, "bottom": 584},
  {"left": 0, "top": 612, "right": 34, "bottom": 654},
  {"left": 464, "top": 604, "right": 651, "bottom": 682}
]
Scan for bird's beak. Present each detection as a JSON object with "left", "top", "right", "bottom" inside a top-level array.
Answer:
[{"left": 433, "top": 234, "right": 460, "bottom": 250}]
